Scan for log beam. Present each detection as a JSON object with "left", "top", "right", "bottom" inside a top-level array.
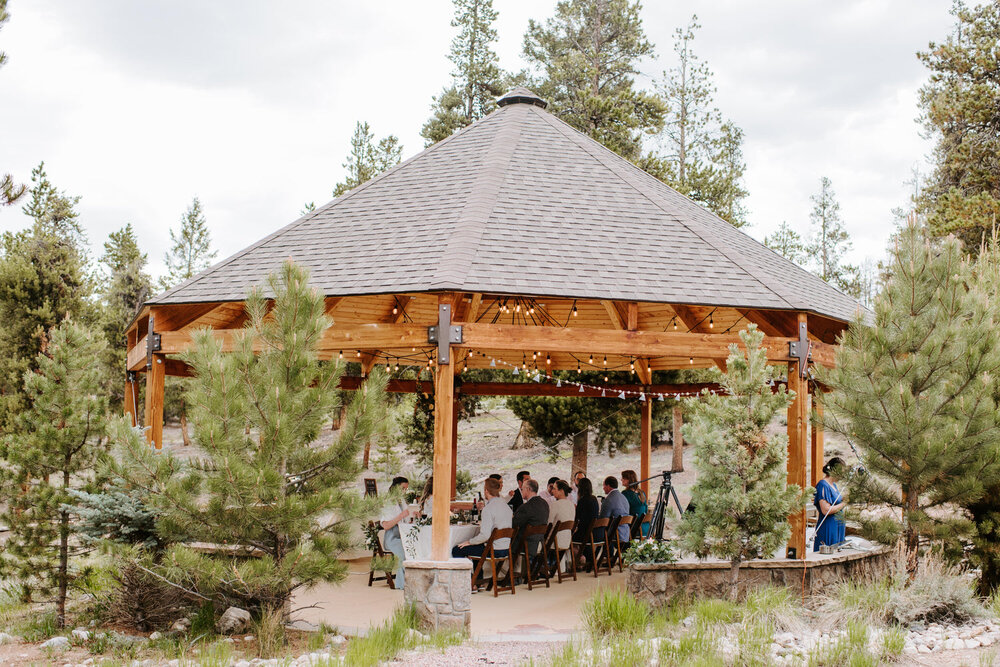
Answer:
[
  {"left": 144, "top": 353, "right": 165, "bottom": 450},
  {"left": 811, "top": 398, "right": 825, "bottom": 487},
  {"left": 431, "top": 294, "right": 459, "bottom": 560},
  {"left": 786, "top": 313, "right": 809, "bottom": 559},
  {"left": 603, "top": 301, "right": 651, "bottom": 383},
  {"left": 640, "top": 399, "right": 652, "bottom": 498}
]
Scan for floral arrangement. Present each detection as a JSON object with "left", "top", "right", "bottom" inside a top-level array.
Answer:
[
  {"left": 403, "top": 514, "right": 432, "bottom": 559},
  {"left": 623, "top": 539, "right": 678, "bottom": 566},
  {"left": 363, "top": 521, "right": 381, "bottom": 552}
]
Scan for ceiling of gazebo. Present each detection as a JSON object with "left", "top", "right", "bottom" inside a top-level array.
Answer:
[{"left": 148, "top": 87, "right": 865, "bottom": 326}]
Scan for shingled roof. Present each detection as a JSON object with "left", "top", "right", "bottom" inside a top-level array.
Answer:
[{"left": 151, "top": 87, "right": 863, "bottom": 324}]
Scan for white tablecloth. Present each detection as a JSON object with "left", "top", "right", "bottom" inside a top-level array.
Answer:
[{"left": 399, "top": 523, "right": 480, "bottom": 560}]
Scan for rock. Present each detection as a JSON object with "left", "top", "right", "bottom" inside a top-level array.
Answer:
[
  {"left": 244, "top": 635, "right": 255, "bottom": 642},
  {"left": 216, "top": 607, "right": 252, "bottom": 635},
  {"left": 170, "top": 618, "right": 190, "bottom": 633},
  {"left": 917, "top": 645, "right": 931, "bottom": 654},
  {"left": 681, "top": 615, "right": 694, "bottom": 627},
  {"left": 148, "top": 631, "right": 163, "bottom": 641},
  {"left": 168, "top": 661, "right": 180, "bottom": 667},
  {"left": 41, "top": 636, "right": 70, "bottom": 650},
  {"left": 329, "top": 634, "right": 346, "bottom": 645},
  {"left": 0, "top": 632, "right": 17, "bottom": 645},
  {"left": 965, "top": 638, "right": 981, "bottom": 649},
  {"left": 234, "top": 661, "right": 251, "bottom": 667},
  {"left": 982, "top": 634, "right": 996, "bottom": 646},
  {"left": 71, "top": 628, "right": 90, "bottom": 641},
  {"left": 404, "top": 628, "right": 426, "bottom": 642}
]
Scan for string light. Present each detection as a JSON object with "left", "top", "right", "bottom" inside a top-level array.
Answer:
[
  {"left": 689, "top": 357, "right": 694, "bottom": 364},
  {"left": 672, "top": 317, "right": 678, "bottom": 330},
  {"left": 392, "top": 303, "right": 399, "bottom": 316},
  {"left": 468, "top": 349, "right": 474, "bottom": 358},
  {"left": 395, "top": 359, "right": 400, "bottom": 371},
  {"left": 630, "top": 359, "right": 635, "bottom": 372},
  {"left": 546, "top": 354, "right": 551, "bottom": 366},
  {"left": 356, "top": 350, "right": 361, "bottom": 358},
  {"left": 709, "top": 313, "right": 714, "bottom": 329},
  {"left": 589, "top": 354, "right": 594, "bottom": 365},
  {"left": 532, "top": 351, "right": 538, "bottom": 360},
  {"left": 603, "top": 355, "right": 607, "bottom": 366},
  {"left": 529, "top": 305, "right": 535, "bottom": 315},
  {"left": 339, "top": 350, "right": 343, "bottom": 360},
  {"left": 577, "top": 362, "right": 581, "bottom": 374},
  {"left": 604, "top": 375, "right": 609, "bottom": 383},
  {"left": 572, "top": 303, "right": 578, "bottom": 317},
  {"left": 515, "top": 303, "right": 521, "bottom": 313}
]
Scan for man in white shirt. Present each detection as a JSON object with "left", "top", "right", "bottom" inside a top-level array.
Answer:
[
  {"left": 538, "top": 476, "right": 559, "bottom": 506},
  {"left": 454, "top": 477, "right": 513, "bottom": 558},
  {"left": 569, "top": 470, "right": 586, "bottom": 505},
  {"left": 380, "top": 476, "right": 414, "bottom": 590}
]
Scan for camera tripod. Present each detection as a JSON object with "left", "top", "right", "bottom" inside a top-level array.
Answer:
[{"left": 636, "top": 470, "right": 685, "bottom": 541}]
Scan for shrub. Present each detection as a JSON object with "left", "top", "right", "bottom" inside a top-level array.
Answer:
[
  {"left": 582, "top": 589, "right": 651, "bottom": 636},
  {"left": 103, "top": 552, "right": 190, "bottom": 631},
  {"left": 623, "top": 539, "right": 677, "bottom": 566},
  {"left": 886, "top": 556, "right": 985, "bottom": 626},
  {"left": 253, "top": 606, "right": 286, "bottom": 658}
]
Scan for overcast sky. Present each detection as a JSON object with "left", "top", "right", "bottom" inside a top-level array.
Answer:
[{"left": 0, "top": 0, "right": 953, "bottom": 280}]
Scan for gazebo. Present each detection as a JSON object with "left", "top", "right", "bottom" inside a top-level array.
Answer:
[{"left": 124, "top": 87, "right": 861, "bottom": 579}]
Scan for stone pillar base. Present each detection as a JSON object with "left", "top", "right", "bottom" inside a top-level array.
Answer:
[{"left": 402, "top": 558, "right": 472, "bottom": 633}]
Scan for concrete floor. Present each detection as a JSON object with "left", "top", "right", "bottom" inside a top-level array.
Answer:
[{"left": 292, "top": 557, "right": 625, "bottom": 638}]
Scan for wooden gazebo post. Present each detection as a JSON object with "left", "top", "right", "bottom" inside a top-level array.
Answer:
[
  {"left": 640, "top": 398, "right": 652, "bottom": 499},
  {"left": 431, "top": 295, "right": 457, "bottom": 561},
  {"left": 786, "top": 313, "right": 809, "bottom": 559}
]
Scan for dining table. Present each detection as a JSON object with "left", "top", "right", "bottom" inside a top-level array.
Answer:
[{"left": 399, "top": 522, "right": 480, "bottom": 560}]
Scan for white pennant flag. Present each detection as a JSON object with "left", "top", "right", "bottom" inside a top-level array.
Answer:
[
  {"left": 490, "top": 358, "right": 496, "bottom": 367},
  {"left": 512, "top": 366, "right": 519, "bottom": 375},
  {"left": 556, "top": 379, "right": 562, "bottom": 387},
  {"left": 579, "top": 384, "right": 585, "bottom": 393},
  {"left": 639, "top": 392, "right": 645, "bottom": 401},
  {"left": 533, "top": 373, "right": 542, "bottom": 382},
  {"left": 619, "top": 391, "right": 626, "bottom": 399}
]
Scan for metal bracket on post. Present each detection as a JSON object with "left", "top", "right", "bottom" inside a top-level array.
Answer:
[
  {"left": 787, "top": 321, "right": 811, "bottom": 380},
  {"left": 125, "top": 370, "right": 137, "bottom": 383},
  {"left": 427, "top": 304, "right": 463, "bottom": 364},
  {"left": 145, "top": 314, "right": 162, "bottom": 370}
]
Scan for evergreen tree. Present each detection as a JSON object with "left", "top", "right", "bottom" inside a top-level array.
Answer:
[
  {"left": 332, "top": 122, "right": 402, "bottom": 197},
  {"left": 159, "top": 197, "right": 216, "bottom": 291},
  {"left": 98, "top": 224, "right": 151, "bottom": 408},
  {"left": 421, "top": 0, "right": 505, "bottom": 145},
  {"left": 764, "top": 221, "right": 807, "bottom": 266},
  {"left": 0, "top": 0, "right": 24, "bottom": 207},
  {"left": 917, "top": 1, "right": 1000, "bottom": 250},
  {"left": 677, "top": 325, "right": 801, "bottom": 600},
  {"left": 818, "top": 222, "right": 1000, "bottom": 575},
  {"left": 522, "top": 0, "right": 665, "bottom": 162},
  {"left": 0, "top": 164, "right": 89, "bottom": 429},
  {"left": 0, "top": 321, "right": 108, "bottom": 627},
  {"left": 109, "top": 261, "right": 389, "bottom": 614},
  {"left": 652, "top": 18, "right": 749, "bottom": 226},
  {"left": 806, "top": 177, "right": 855, "bottom": 289}
]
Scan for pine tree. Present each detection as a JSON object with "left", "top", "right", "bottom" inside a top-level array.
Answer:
[
  {"left": 0, "top": 321, "right": 108, "bottom": 627},
  {"left": 653, "top": 17, "right": 748, "bottom": 226},
  {"left": 109, "top": 261, "right": 390, "bottom": 614},
  {"left": 332, "top": 122, "right": 402, "bottom": 197},
  {"left": 807, "top": 177, "right": 855, "bottom": 289},
  {"left": 677, "top": 325, "right": 801, "bottom": 600},
  {"left": 917, "top": 1, "right": 1000, "bottom": 250},
  {"left": 0, "top": 164, "right": 89, "bottom": 429},
  {"left": 0, "top": 0, "right": 24, "bottom": 207},
  {"left": 160, "top": 197, "right": 216, "bottom": 290},
  {"left": 523, "top": 0, "right": 665, "bottom": 162},
  {"left": 764, "top": 221, "right": 807, "bottom": 265},
  {"left": 421, "top": 0, "right": 505, "bottom": 145},
  {"left": 819, "top": 222, "right": 1000, "bottom": 575},
  {"left": 98, "top": 224, "right": 151, "bottom": 408}
]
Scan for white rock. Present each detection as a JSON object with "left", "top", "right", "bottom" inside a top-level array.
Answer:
[
  {"left": 681, "top": 615, "right": 694, "bottom": 627},
  {"left": 917, "top": 645, "right": 931, "bottom": 654},
  {"left": 234, "top": 661, "right": 251, "bottom": 667},
  {"left": 330, "top": 634, "right": 346, "bottom": 645},
  {"left": 170, "top": 618, "right": 190, "bottom": 633},
  {"left": 168, "top": 661, "right": 180, "bottom": 667},
  {"left": 41, "top": 636, "right": 70, "bottom": 650},
  {"left": 0, "top": 632, "right": 17, "bottom": 645},
  {"left": 148, "top": 631, "right": 162, "bottom": 641},
  {"left": 243, "top": 635, "right": 255, "bottom": 642},
  {"left": 982, "top": 634, "right": 996, "bottom": 646},
  {"left": 404, "top": 628, "right": 426, "bottom": 642},
  {"left": 965, "top": 638, "right": 981, "bottom": 649},
  {"left": 904, "top": 645, "right": 917, "bottom": 654},
  {"left": 71, "top": 628, "right": 90, "bottom": 641},
  {"left": 216, "top": 606, "right": 252, "bottom": 635}
]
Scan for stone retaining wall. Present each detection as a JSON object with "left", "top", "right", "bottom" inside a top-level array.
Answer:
[
  {"left": 403, "top": 559, "right": 472, "bottom": 633},
  {"left": 627, "top": 549, "right": 891, "bottom": 607}
]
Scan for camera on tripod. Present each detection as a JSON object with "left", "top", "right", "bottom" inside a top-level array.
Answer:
[{"left": 637, "top": 470, "right": 685, "bottom": 542}]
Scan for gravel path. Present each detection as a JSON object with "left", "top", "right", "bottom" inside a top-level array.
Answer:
[{"left": 387, "top": 641, "right": 563, "bottom": 666}]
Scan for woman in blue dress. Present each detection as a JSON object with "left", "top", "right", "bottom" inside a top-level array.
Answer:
[{"left": 814, "top": 457, "right": 847, "bottom": 551}]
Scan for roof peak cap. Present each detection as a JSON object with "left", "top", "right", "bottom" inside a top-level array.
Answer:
[{"left": 497, "top": 86, "right": 548, "bottom": 109}]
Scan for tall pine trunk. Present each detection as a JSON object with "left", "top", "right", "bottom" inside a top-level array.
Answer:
[
  {"left": 179, "top": 411, "right": 192, "bottom": 446},
  {"left": 671, "top": 405, "right": 684, "bottom": 472},
  {"left": 905, "top": 487, "right": 919, "bottom": 578},
  {"left": 571, "top": 431, "right": 588, "bottom": 479},
  {"left": 728, "top": 558, "right": 741, "bottom": 601},
  {"left": 57, "top": 467, "right": 70, "bottom": 629}
]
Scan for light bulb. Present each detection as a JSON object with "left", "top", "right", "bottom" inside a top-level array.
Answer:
[
  {"left": 532, "top": 351, "right": 537, "bottom": 359},
  {"left": 572, "top": 304, "right": 578, "bottom": 317},
  {"left": 395, "top": 361, "right": 400, "bottom": 371},
  {"left": 339, "top": 350, "right": 343, "bottom": 360},
  {"left": 515, "top": 303, "right": 521, "bottom": 313},
  {"left": 529, "top": 306, "right": 535, "bottom": 315},
  {"left": 577, "top": 363, "right": 581, "bottom": 374},
  {"left": 603, "top": 356, "right": 607, "bottom": 366},
  {"left": 604, "top": 375, "right": 609, "bottom": 383},
  {"left": 673, "top": 318, "right": 678, "bottom": 330},
  {"left": 392, "top": 305, "right": 398, "bottom": 316},
  {"left": 589, "top": 354, "right": 594, "bottom": 365},
  {"left": 468, "top": 350, "right": 473, "bottom": 358},
  {"left": 689, "top": 357, "right": 694, "bottom": 365},
  {"left": 630, "top": 360, "right": 635, "bottom": 371},
  {"left": 546, "top": 355, "right": 551, "bottom": 365},
  {"left": 356, "top": 350, "right": 361, "bottom": 358},
  {"left": 709, "top": 314, "right": 714, "bottom": 329}
]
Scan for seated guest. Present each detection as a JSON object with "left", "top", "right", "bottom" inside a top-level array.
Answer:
[
  {"left": 510, "top": 479, "right": 549, "bottom": 561},
  {"left": 507, "top": 470, "right": 530, "bottom": 511},
  {"left": 572, "top": 477, "right": 599, "bottom": 544},
  {"left": 380, "top": 476, "right": 413, "bottom": 590},
  {"left": 569, "top": 470, "right": 586, "bottom": 505},
  {"left": 599, "top": 475, "right": 631, "bottom": 543},
  {"left": 453, "top": 477, "right": 512, "bottom": 558},
  {"left": 548, "top": 480, "right": 575, "bottom": 550},
  {"left": 539, "top": 476, "right": 559, "bottom": 506},
  {"left": 418, "top": 476, "right": 434, "bottom": 517},
  {"left": 621, "top": 469, "right": 649, "bottom": 536}
]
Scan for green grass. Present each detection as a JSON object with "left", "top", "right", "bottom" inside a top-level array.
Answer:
[
  {"left": 336, "top": 604, "right": 462, "bottom": 667},
  {"left": 14, "top": 609, "right": 59, "bottom": 642},
  {"left": 692, "top": 598, "right": 739, "bottom": 626},
  {"left": 581, "top": 588, "right": 651, "bottom": 636},
  {"left": 880, "top": 625, "right": 906, "bottom": 661}
]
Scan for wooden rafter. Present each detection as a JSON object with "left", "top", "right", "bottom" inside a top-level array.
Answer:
[
  {"left": 672, "top": 304, "right": 727, "bottom": 371},
  {"left": 603, "top": 300, "right": 651, "bottom": 383}
]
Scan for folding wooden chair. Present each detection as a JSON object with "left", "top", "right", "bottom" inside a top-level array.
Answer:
[
  {"left": 612, "top": 515, "right": 634, "bottom": 572},
  {"left": 631, "top": 511, "right": 652, "bottom": 541},
  {"left": 520, "top": 524, "right": 551, "bottom": 590},
  {"left": 546, "top": 519, "right": 577, "bottom": 583},
  {"left": 366, "top": 521, "right": 395, "bottom": 590},
  {"left": 573, "top": 517, "right": 611, "bottom": 577},
  {"left": 468, "top": 527, "right": 516, "bottom": 597}
]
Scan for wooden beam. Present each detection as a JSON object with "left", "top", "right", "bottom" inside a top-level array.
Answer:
[
  {"left": 431, "top": 294, "right": 458, "bottom": 560},
  {"left": 337, "top": 377, "right": 738, "bottom": 396},
  {"left": 740, "top": 309, "right": 789, "bottom": 337},
  {"left": 640, "top": 399, "right": 652, "bottom": 499},
  {"left": 324, "top": 297, "right": 344, "bottom": 318},
  {"left": 144, "top": 353, "right": 166, "bottom": 450},
  {"left": 786, "top": 313, "right": 809, "bottom": 559},
  {"left": 672, "top": 304, "right": 727, "bottom": 370},
  {"left": 151, "top": 303, "right": 221, "bottom": 332},
  {"left": 603, "top": 301, "right": 651, "bottom": 383},
  {"left": 672, "top": 404, "right": 684, "bottom": 473},
  {"left": 124, "top": 329, "right": 139, "bottom": 426}
]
